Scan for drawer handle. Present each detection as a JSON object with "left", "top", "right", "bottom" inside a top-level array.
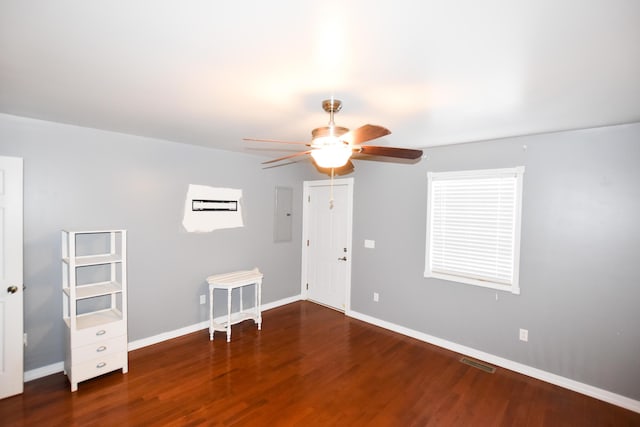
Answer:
[
  {"left": 96, "top": 346, "right": 107, "bottom": 352},
  {"left": 96, "top": 330, "right": 106, "bottom": 336},
  {"left": 96, "top": 362, "right": 107, "bottom": 369}
]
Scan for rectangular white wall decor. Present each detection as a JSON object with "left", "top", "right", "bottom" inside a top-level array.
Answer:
[{"left": 182, "top": 185, "right": 243, "bottom": 232}]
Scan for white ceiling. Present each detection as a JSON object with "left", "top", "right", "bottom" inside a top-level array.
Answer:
[{"left": 1, "top": 0, "right": 639, "bottom": 156}]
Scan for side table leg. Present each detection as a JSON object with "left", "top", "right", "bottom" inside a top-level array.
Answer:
[
  {"left": 226, "top": 288, "right": 232, "bottom": 342},
  {"left": 209, "top": 287, "right": 214, "bottom": 341},
  {"left": 257, "top": 280, "right": 262, "bottom": 330}
]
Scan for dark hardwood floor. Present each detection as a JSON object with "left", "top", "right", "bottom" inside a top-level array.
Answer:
[{"left": 1, "top": 301, "right": 639, "bottom": 426}]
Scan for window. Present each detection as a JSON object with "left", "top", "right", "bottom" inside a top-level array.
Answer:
[{"left": 425, "top": 167, "right": 525, "bottom": 294}]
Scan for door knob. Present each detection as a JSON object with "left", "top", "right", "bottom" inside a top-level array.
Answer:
[
  {"left": 7, "top": 285, "right": 18, "bottom": 294},
  {"left": 338, "top": 256, "right": 347, "bottom": 261}
]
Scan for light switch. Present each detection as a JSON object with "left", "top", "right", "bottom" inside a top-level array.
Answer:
[{"left": 364, "top": 239, "right": 375, "bottom": 249}]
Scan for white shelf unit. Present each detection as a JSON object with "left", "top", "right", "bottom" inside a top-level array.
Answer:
[{"left": 62, "top": 229, "right": 128, "bottom": 392}]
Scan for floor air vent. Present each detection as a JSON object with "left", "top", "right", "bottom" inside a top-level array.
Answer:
[{"left": 460, "top": 357, "right": 496, "bottom": 373}]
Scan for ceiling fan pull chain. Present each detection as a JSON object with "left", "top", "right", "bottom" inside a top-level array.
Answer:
[{"left": 329, "top": 167, "right": 335, "bottom": 209}]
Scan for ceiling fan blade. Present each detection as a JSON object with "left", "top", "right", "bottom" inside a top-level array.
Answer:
[
  {"left": 357, "top": 145, "right": 423, "bottom": 159},
  {"left": 244, "top": 138, "right": 310, "bottom": 146},
  {"left": 262, "top": 150, "right": 311, "bottom": 164},
  {"left": 341, "top": 124, "right": 391, "bottom": 145}
]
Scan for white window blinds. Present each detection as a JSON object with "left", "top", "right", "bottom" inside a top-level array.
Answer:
[{"left": 425, "top": 167, "right": 524, "bottom": 294}]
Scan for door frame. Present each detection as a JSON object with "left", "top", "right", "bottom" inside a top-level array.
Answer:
[{"left": 301, "top": 177, "right": 354, "bottom": 312}]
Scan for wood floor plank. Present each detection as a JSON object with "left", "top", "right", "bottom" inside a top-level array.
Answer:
[{"left": 1, "top": 301, "right": 638, "bottom": 426}]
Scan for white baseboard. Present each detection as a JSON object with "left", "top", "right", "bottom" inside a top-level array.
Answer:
[
  {"left": 346, "top": 309, "right": 640, "bottom": 414},
  {"left": 127, "top": 320, "right": 209, "bottom": 351},
  {"left": 128, "top": 294, "right": 302, "bottom": 350},
  {"left": 23, "top": 361, "right": 65, "bottom": 382},
  {"left": 259, "top": 294, "right": 302, "bottom": 312},
  {"left": 24, "top": 294, "right": 302, "bottom": 382}
]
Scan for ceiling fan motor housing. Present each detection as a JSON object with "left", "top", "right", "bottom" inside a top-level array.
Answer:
[{"left": 311, "top": 126, "right": 349, "bottom": 140}]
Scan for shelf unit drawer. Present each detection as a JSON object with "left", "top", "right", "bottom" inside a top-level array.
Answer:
[
  {"left": 72, "top": 319, "right": 126, "bottom": 347},
  {"left": 71, "top": 336, "right": 127, "bottom": 364},
  {"left": 72, "top": 351, "right": 127, "bottom": 385}
]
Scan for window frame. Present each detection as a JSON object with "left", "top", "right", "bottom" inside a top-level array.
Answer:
[{"left": 424, "top": 166, "right": 525, "bottom": 294}]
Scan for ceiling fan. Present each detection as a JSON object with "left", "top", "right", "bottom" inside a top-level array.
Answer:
[{"left": 244, "top": 99, "right": 423, "bottom": 171}]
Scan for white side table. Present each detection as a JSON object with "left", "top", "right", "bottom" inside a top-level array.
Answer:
[{"left": 206, "top": 268, "right": 263, "bottom": 342}]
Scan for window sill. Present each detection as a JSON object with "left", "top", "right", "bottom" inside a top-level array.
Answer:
[{"left": 424, "top": 271, "right": 520, "bottom": 295}]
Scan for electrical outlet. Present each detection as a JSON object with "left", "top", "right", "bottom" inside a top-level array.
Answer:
[
  {"left": 200, "top": 294, "right": 206, "bottom": 305},
  {"left": 364, "top": 239, "right": 375, "bottom": 249},
  {"left": 373, "top": 292, "right": 379, "bottom": 302},
  {"left": 519, "top": 328, "right": 528, "bottom": 342},
  {"left": 24, "top": 333, "right": 28, "bottom": 346}
]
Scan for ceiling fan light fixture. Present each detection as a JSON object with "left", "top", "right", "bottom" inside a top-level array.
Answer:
[{"left": 310, "top": 144, "right": 352, "bottom": 168}]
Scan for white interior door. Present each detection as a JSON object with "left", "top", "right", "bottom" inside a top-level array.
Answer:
[
  {"left": 302, "top": 178, "right": 353, "bottom": 311},
  {"left": 0, "top": 156, "right": 24, "bottom": 399}
]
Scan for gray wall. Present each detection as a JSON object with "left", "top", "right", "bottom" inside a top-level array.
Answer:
[
  {"left": 3, "top": 112, "right": 639, "bottom": 401},
  {"left": 0, "top": 114, "right": 308, "bottom": 371},
  {"left": 349, "top": 122, "right": 640, "bottom": 400}
]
